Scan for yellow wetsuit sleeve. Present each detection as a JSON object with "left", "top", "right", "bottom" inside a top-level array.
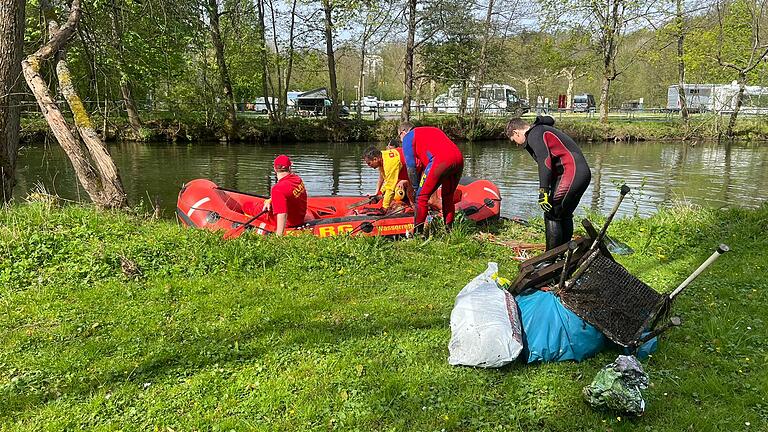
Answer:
[{"left": 380, "top": 149, "right": 401, "bottom": 209}]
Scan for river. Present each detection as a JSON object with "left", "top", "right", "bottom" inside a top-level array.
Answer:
[{"left": 12, "top": 139, "right": 768, "bottom": 220}]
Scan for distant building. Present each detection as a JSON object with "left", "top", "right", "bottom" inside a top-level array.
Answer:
[
  {"left": 364, "top": 55, "right": 383, "bottom": 79},
  {"left": 296, "top": 88, "right": 330, "bottom": 116}
]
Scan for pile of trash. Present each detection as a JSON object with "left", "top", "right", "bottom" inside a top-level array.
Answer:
[
  {"left": 448, "top": 262, "right": 610, "bottom": 367},
  {"left": 583, "top": 355, "right": 649, "bottom": 415},
  {"left": 447, "top": 262, "right": 652, "bottom": 415},
  {"left": 447, "top": 263, "right": 523, "bottom": 368}
]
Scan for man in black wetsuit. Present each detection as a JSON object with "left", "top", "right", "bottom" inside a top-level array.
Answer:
[{"left": 505, "top": 116, "right": 591, "bottom": 250}]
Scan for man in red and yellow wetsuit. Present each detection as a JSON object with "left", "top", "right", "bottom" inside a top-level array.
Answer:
[
  {"left": 399, "top": 122, "right": 464, "bottom": 233},
  {"left": 505, "top": 116, "right": 591, "bottom": 250},
  {"left": 363, "top": 145, "right": 414, "bottom": 214},
  {"left": 244, "top": 154, "right": 307, "bottom": 236}
]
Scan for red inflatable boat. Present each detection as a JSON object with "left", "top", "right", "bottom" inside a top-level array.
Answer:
[{"left": 176, "top": 177, "right": 501, "bottom": 238}]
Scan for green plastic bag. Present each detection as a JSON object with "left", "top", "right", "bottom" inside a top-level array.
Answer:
[{"left": 583, "top": 355, "right": 649, "bottom": 415}]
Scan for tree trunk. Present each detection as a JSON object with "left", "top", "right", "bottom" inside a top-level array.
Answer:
[
  {"left": 282, "top": 0, "right": 297, "bottom": 122},
  {"left": 322, "top": 0, "right": 340, "bottom": 123},
  {"left": 599, "top": 76, "right": 611, "bottom": 122},
  {"left": 57, "top": 56, "right": 127, "bottom": 205},
  {"left": 725, "top": 73, "right": 746, "bottom": 138},
  {"left": 471, "top": 0, "right": 495, "bottom": 123},
  {"left": 459, "top": 80, "right": 467, "bottom": 116},
  {"left": 357, "top": 41, "right": 366, "bottom": 117},
  {"left": 207, "top": 0, "right": 236, "bottom": 138},
  {"left": 0, "top": 0, "right": 25, "bottom": 203},
  {"left": 599, "top": 0, "right": 621, "bottom": 123},
  {"left": 675, "top": 0, "right": 689, "bottom": 123},
  {"left": 267, "top": 0, "right": 284, "bottom": 122},
  {"left": 561, "top": 67, "right": 579, "bottom": 110},
  {"left": 256, "top": 0, "right": 273, "bottom": 121},
  {"left": 119, "top": 79, "right": 142, "bottom": 137},
  {"left": 401, "top": 0, "right": 417, "bottom": 122},
  {"left": 21, "top": 0, "right": 127, "bottom": 209},
  {"left": 110, "top": 0, "right": 142, "bottom": 138},
  {"left": 429, "top": 80, "right": 436, "bottom": 112}
]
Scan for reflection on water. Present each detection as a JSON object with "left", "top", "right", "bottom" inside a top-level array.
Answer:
[{"left": 13, "top": 139, "right": 768, "bottom": 219}]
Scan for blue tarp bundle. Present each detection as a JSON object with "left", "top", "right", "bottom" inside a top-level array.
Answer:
[{"left": 516, "top": 290, "right": 607, "bottom": 363}]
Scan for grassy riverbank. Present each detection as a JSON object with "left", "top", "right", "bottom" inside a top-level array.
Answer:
[
  {"left": 20, "top": 113, "right": 768, "bottom": 144},
  {"left": 1, "top": 201, "right": 766, "bottom": 430}
]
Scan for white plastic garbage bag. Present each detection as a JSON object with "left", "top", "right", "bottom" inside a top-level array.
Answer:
[{"left": 448, "top": 262, "right": 524, "bottom": 368}]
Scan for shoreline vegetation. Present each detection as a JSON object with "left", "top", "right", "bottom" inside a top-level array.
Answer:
[
  {"left": 1, "top": 201, "right": 766, "bottom": 430},
  {"left": 20, "top": 114, "right": 768, "bottom": 145}
]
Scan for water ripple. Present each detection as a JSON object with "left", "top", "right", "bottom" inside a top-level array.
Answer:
[{"left": 13, "top": 140, "right": 768, "bottom": 220}]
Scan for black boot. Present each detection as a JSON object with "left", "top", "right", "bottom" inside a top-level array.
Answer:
[
  {"left": 544, "top": 217, "right": 564, "bottom": 251},
  {"left": 561, "top": 216, "right": 574, "bottom": 246}
]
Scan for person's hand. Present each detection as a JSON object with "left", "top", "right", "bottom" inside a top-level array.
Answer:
[
  {"left": 368, "top": 194, "right": 382, "bottom": 204},
  {"left": 262, "top": 199, "right": 272, "bottom": 212},
  {"left": 537, "top": 188, "right": 552, "bottom": 212}
]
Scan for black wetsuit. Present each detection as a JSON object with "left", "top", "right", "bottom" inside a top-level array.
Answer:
[{"left": 524, "top": 116, "right": 591, "bottom": 249}]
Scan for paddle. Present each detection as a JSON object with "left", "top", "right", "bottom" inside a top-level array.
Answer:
[
  {"left": 223, "top": 208, "right": 268, "bottom": 239},
  {"left": 348, "top": 206, "right": 408, "bottom": 236},
  {"left": 345, "top": 195, "right": 379, "bottom": 209}
]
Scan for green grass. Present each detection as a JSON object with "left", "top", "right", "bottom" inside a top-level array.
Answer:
[{"left": 1, "top": 202, "right": 767, "bottom": 430}]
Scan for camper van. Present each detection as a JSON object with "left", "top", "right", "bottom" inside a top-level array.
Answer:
[
  {"left": 432, "top": 84, "right": 527, "bottom": 114},
  {"left": 572, "top": 94, "right": 596, "bottom": 113},
  {"left": 251, "top": 97, "right": 278, "bottom": 114}
]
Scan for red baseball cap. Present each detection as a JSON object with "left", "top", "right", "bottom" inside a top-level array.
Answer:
[{"left": 273, "top": 154, "right": 292, "bottom": 169}]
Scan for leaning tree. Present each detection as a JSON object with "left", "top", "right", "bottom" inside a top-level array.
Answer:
[{"left": 22, "top": 0, "right": 128, "bottom": 209}]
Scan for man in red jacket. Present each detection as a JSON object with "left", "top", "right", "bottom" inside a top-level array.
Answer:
[
  {"left": 244, "top": 155, "right": 308, "bottom": 236},
  {"left": 399, "top": 122, "right": 464, "bottom": 233}
]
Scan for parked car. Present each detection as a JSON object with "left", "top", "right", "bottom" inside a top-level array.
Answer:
[
  {"left": 573, "top": 94, "right": 596, "bottom": 113},
  {"left": 358, "top": 96, "right": 379, "bottom": 112},
  {"left": 252, "top": 97, "right": 277, "bottom": 114},
  {"left": 510, "top": 96, "right": 530, "bottom": 115}
]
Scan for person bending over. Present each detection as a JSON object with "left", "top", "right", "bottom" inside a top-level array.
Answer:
[
  {"left": 399, "top": 122, "right": 464, "bottom": 233},
  {"left": 505, "top": 116, "right": 591, "bottom": 250},
  {"left": 363, "top": 145, "right": 414, "bottom": 214}
]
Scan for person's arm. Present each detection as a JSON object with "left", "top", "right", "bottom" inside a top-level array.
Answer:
[
  {"left": 402, "top": 132, "right": 420, "bottom": 190},
  {"left": 275, "top": 213, "right": 287, "bottom": 236},
  {"left": 405, "top": 181, "right": 415, "bottom": 205},
  {"left": 527, "top": 130, "right": 553, "bottom": 189},
  {"left": 375, "top": 170, "right": 384, "bottom": 195}
]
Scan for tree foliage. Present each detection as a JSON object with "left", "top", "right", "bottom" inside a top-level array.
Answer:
[{"left": 11, "top": 0, "right": 768, "bottom": 129}]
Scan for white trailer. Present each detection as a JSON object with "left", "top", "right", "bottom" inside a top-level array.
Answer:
[
  {"left": 667, "top": 84, "right": 716, "bottom": 112},
  {"left": 667, "top": 83, "right": 768, "bottom": 114}
]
